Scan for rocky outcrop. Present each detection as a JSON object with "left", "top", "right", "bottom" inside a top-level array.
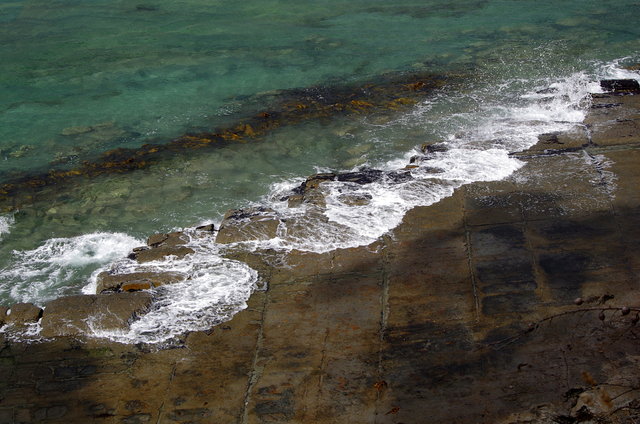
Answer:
[
  {"left": 2, "top": 80, "right": 640, "bottom": 423},
  {"left": 40, "top": 292, "right": 153, "bottom": 338}
]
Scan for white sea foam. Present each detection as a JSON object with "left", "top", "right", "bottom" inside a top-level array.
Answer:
[
  {"left": 247, "top": 70, "right": 598, "bottom": 254},
  {"left": 599, "top": 56, "right": 640, "bottom": 82},
  {"left": 0, "top": 232, "right": 141, "bottom": 305},
  {"left": 0, "top": 214, "right": 14, "bottom": 238}
]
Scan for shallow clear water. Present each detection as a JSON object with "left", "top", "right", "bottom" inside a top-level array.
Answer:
[{"left": 1, "top": 0, "right": 639, "bottom": 342}]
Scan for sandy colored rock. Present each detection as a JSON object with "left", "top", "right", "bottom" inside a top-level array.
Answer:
[
  {"left": 40, "top": 293, "right": 153, "bottom": 338},
  {"left": 96, "top": 270, "right": 187, "bottom": 293}
]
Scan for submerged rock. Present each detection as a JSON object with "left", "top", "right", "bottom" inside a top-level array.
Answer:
[
  {"left": 216, "top": 207, "right": 281, "bottom": 244},
  {"left": 61, "top": 125, "right": 93, "bottom": 136},
  {"left": 96, "top": 271, "right": 187, "bottom": 293},
  {"left": 40, "top": 293, "right": 152, "bottom": 338}
]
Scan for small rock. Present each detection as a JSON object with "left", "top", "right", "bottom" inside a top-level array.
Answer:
[{"left": 5, "top": 303, "right": 43, "bottom": 326}]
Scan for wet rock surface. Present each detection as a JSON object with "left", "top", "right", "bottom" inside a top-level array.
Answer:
[
  {"left": 2, "top": 87, "right": 640, "bottom": 422},
  {"left": 128, "top": 245, "right": 195, "bottom": 263},
  {"left": 4, "top": 303, "right": 42, "bottom": 328},
  {"left": 216, "top": 207, "right": 281, "bottom": 244}
]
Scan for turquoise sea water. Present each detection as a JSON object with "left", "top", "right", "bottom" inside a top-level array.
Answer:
[{"left": 0, "top": 0, "right": 639, "bottom": 333}]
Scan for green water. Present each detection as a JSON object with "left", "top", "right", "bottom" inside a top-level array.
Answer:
[{"left": 0, "top": 0, "right": 639, "bottom": 304}]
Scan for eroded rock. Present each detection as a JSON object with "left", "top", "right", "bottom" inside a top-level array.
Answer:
[{"left": 40, "top": 293, "right": 153, "bottom": 338}]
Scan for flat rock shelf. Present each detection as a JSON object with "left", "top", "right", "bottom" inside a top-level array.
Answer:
[{"left": 2, "top": 82, "right": 640, "bottom": 423}]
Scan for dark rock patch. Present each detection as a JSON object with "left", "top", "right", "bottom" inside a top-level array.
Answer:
[
  {"left": 0, "top": 305, "right": 7, "bottom": 327},
  {"left": 481, "top": 292, "right": 537, "bottom": 315},
  {"left": 601, "top": 79, "right": 640, "bottom": 93},
  {"left": 538, "top": 252, "right": 591, "bottom": 275},
  {"left": 475, "top": 256, "right": 535, "bottom": 284}
]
